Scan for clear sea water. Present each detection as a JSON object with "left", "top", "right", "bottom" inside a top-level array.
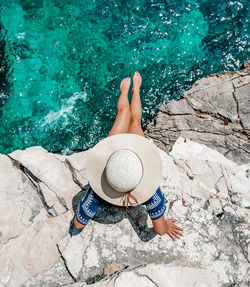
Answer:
[{"left": 0, "top": 0, "right": 249, "bottom": 154}]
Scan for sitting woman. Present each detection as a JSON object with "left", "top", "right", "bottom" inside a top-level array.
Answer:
[{"left": 73, "top": 71, "right": 183, "bottom": 242}]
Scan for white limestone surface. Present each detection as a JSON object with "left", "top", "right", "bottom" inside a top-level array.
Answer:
[{"left": 0, "top": 137, "right": 249, "bottom": 287}]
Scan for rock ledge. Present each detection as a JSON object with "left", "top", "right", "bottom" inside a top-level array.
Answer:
[{"left": 145, "top": 61, "right": 250, "bottom": 164}]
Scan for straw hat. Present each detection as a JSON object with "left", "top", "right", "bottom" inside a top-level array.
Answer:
[{"left": 86, "top": 133, "right": 162, "bottom": 208}]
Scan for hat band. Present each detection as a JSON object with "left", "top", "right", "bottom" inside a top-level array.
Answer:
[{"left": 123, "top": 191, "right": 139, "bottom": 212}]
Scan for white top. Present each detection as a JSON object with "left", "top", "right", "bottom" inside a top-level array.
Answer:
[{"left": 105, "top": 149, "right": 143, "bottom": 192}]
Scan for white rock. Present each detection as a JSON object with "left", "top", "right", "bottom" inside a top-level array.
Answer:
[
  {"left": 9, "top": 146, "right": 81, "bottom": 211},
  {"left": 0, "top": 137, "right": 249, "bottom": 287},
  {"left": 114, "top": 271, "right": 156, "bottom": 287},
  {"left": 0, "top": 209, "right": 72, "bottom": 287},
  {"left": 0, "top": 154, "right": 43, "bottom": 248},
  {"left": 208, "top": 198, "right": 223, "bottom": 215}
]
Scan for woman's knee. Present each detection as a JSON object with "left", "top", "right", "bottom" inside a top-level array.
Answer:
[
  {"left": 116, "top": 104, "right": 130, "bottom": 115},
  {"left": 130, "top": 114, "right": 141, "bottom": 124}
]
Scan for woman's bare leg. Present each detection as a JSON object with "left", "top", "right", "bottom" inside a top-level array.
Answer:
[
  {"left": 108, "top": 77, "right": 131, "bottom": 137},
  {"left": 128, "top": 71, "right": 145, "bottom": 137}
]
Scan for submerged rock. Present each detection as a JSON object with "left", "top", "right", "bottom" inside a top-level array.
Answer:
[
  {"left": 145, "top": 61, "right": 250, "bottom": 164},
  {"left": 0, "top": 136, "right": 249, "bottom": 287}
]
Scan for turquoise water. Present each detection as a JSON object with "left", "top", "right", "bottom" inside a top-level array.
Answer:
[{"left": 0, "top": 0, "right": 249, "bottom": 154}]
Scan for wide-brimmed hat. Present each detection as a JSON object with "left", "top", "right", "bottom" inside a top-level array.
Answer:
[{"left": 86, "top": 133, "right": 162, "bottom": 208}]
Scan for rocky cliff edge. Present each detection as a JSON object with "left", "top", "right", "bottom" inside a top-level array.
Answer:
[{"left": 0, "top": 63, "right": 250, "bottom": 287}]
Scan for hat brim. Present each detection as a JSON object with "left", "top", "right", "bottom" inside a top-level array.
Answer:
[{"left": 86, "top": 133, "right": 162, "bottom": 206}]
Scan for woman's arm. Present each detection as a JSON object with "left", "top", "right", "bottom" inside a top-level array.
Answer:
[{"left": 142, "top": 186, "right": 184, "bottom": 241}]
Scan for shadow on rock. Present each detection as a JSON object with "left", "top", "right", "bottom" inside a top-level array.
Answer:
[{"left": 71, "top": 184, "right": 157, "bottom": 242}]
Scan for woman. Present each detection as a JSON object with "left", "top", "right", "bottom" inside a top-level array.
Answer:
[{"left": 73, "top": 71, "right": 183, "bottom": 242}]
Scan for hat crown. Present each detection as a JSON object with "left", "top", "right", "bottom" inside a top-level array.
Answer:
[{"left": 105, "top": 149, "right": 143, "bottom": 192}]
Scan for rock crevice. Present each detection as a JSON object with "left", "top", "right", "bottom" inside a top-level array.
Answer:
[{"left": 8, "top": 155, "right": 69, "bottom": 217}]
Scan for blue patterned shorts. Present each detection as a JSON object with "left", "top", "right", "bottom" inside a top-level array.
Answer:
[{"left": 75, "top": 186, "right": 168, "bottom": 226}]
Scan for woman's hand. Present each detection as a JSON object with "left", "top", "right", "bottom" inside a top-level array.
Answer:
[
  {"left": 152, "top": 216, "right": 183, "bottom": 241},
  {"left": 164, "top": 219, "right": 183, "bottom": 241}
]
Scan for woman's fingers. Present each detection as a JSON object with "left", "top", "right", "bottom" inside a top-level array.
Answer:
[
  {"left": 169, "top": 233, "right": 176, "bottom": 241},
  {"left": 168, "top": 230, "right": 183, "bottom": 241},
  {"left": 172, "top": 232, "right": 181, "bottom": 239},
  {"left": 174, "top": 230, "right": 183, "bottom": 237},
  {"left": 165, "top": 219, "right": 184, "bottom": 241},
  {"left": 173, "top": 224, "right": 184, "bottom": 231}
]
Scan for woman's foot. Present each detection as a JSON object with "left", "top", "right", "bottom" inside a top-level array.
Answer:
[
  {"left": 120, "top": 77, "right": 131, "bottom": 95},
  {"left": 132, "top": 71, "right": 142, "bottom": 94}
]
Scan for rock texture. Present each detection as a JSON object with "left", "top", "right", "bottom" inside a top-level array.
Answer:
[
  {"left": 0, "top": 137, "right": 249, "bottom": 287},
  {"left": 145, "top": 61, "right": 250, "bottom": 165}
]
